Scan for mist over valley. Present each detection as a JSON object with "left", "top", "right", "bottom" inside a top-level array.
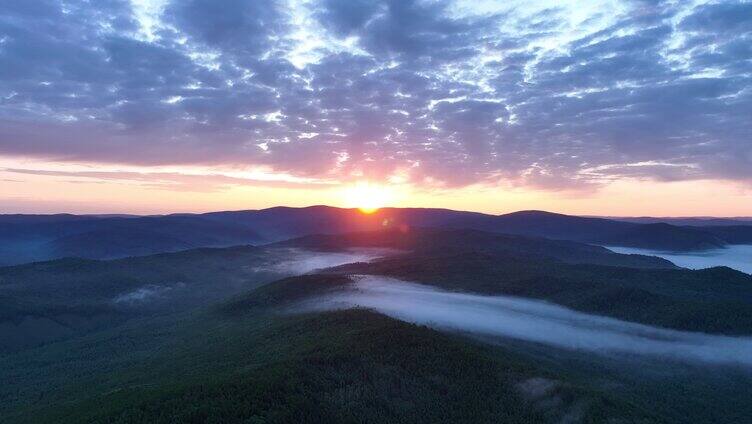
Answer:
[
  {"left": 3, "top": 0, "right": 751, "bottom": 419},
  {"left": 3, "top": 207, "right": 752, "bottom": 423},
  {"left": 607, "top": 244, "right": 752, "bottom": 275}
]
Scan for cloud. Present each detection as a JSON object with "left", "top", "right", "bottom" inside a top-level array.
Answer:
[{"left": 0, "top": 0, "right": 749, "bottom": 190}]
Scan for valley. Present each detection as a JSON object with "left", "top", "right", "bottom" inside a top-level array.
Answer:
[{"left": 2, "top": 212, "right": 752, "bottom": 422}]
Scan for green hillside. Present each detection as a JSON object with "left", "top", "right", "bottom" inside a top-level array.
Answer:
[{"left": 3, "top": 229, "right": 752, "bottom": 423}]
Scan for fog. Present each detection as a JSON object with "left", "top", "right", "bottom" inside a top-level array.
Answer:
[
  {"left": 305, "top": 275, "right": 752, "bottom": 367},
  {"left": 260, "top": 248, "right": 397, "bottom": 275},
  {"left": 606, "top": 245, "right": 752, "bottom": 275},
  {"left": 113, "top": 283, "right": 185, "bottom": 304},
  {"left": 108, "top": 249, "right": 395, "bottom": 308}
]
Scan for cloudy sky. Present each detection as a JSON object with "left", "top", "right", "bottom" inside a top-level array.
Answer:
[{"left": 1, "top": 0, "right": 750, "bottom": 215}]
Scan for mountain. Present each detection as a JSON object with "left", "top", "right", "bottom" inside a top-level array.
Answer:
[
  {"left": 276, "top": 227, "right": 676, "bottom": 269},
  {"left": 701, "top": 225, "right": 752, "bottom": 245},
  {"left": 187, "top": 207, "right": 752, "bottom": 251},
  {"left": 3, "top": 206, "right": 752, "bottom": 266},
  {"left": 202, "top": 205, "right": 492, "bottom": 240},
  {"left": 2, "top": 305, "right": 670, "bottom": 424},
  {"left": 0, "top": 226, "right": 676, "bottom": 352},
  {"left": 0, "top": 214, "right": 264, "bottom": 265},
  {"left": 490, "top": 210, "right": 637, "bottom": 241},
  {"left": 3, "top": 227, "right": 752, "bottom": 423},
  {"left": 275, "top": 229, "right": 752, "bottom": 335},
  {"left": 490, "top": 211, "right": 750, "bottom": 249},
  {"left": 4, "top": 257, "right": 751, "bottom": 423},
  {"left": 613, "top": 216, "right": 752, "bottom": 226},
  {"left": 0, "top": 214, "right": 96, "bottom": 225},
  {"left": 596, "top": 222, "right": 727, "bottom": 251},
  {"left": 0, "top": 245, "right": 318, "bottom": 352}
]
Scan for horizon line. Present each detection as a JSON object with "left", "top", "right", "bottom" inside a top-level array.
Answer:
[{"left": 1, "top": 205, "right": 751, "bottom": 220}]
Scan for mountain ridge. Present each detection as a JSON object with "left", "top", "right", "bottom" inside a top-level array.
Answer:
[{"left": 2, "top": 206, "right": 752, "bottom": 266}]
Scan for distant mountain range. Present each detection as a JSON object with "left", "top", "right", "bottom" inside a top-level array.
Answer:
[
  {"left": 2, "top": 206, "right": 752, "bottom": 265},
  {"left": 607, "top": 216, "right": 752, "bottom": 226}
]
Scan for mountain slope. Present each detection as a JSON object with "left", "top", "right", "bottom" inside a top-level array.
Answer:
[
  {"left": 0, "top": 245, "right": 331, "bottom": 352},
  {"left": 0, "top": 215, "right": 264, "bottom": 265},
  {"left": 701, "top": 225, "right": 752, "bottom": 245},
  {"left": 332, "top": 254, "right": 752, "bottom": 335},
  {"left": 613, "top": 216, "right": 752, "bottom": 226},
  {"left": 203, "top": 207, "right": 752, "bottom": 250},
  {"left": 277, "top": 228, "right": 677, "bottom": 269},
  {"left": 597, "top": 223, "right": 726, "bottom": 251},
  {"left": 3, "top": 230, "right": 752, "bottom": 423},
  {"left": 2, "top": 305, "right": 663, "bottom": 424},
  {"left": 3, "top": 206, "right": 752, "bottom": 266},
  {"left": 274, "top": 229, "right": 752, "bottom": 335}
]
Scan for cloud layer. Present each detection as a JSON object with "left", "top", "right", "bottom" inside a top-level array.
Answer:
[{"left": 0, "top": 0, "right": 750, "bottom": 190}]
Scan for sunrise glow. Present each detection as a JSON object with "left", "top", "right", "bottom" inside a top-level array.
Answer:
[
  {"left": 3, "top": 1, "right": 752, "bottom": 421},
  {"left": 342, "top": 183, "right": 395, "bottom": 214},
  {"left": 0, "top": 0, "right": 748, "bottom": 217}
]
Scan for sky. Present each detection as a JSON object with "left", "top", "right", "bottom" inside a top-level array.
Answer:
[{"left": 0, "top": 0, "right": 750, "bottom": 216}]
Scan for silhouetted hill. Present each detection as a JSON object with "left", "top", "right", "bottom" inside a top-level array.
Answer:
[
  {"left": 614, "top": 216, "right": 752, "bottom": 226},
  {"left": 598, "top": 223, "right": 727, "bottom": 251},
  {"left": 277, "top": 228, "right": 676, "bottom": 269},
  {"left": 203, "top": 205, "right": 492, "bottom": 240},
  {"left": 489, "top": 210, "right": 635, "bottom": 241},
  {"left": 44, "top": 227, "right": 194, "bottom": 259},
  {"left": 701, "top": 225, "right": 752, "bottom": 245},
  {"left": 186, "top": 207, "right": 752, "bottom": 251},
  {"left": 3, "top": 206, "right": 752, "bottom": 265},
  {"left": 0, "top": 214, "right": 264, "bottom": 265},
  {"left": 490, "top": 211, "right": 752, "bottom": 249},
  {"left": 0, "top": 245, "right": 287, "bottom": 351},
  {"left": 269, "top": 228, "right": 752, "bottom": 335},
  {"left": 0, "top": 214, "right": 95, "bottom": 225},
  {"left": 330, "top": 253, "right": 752, "bottom": 335}
]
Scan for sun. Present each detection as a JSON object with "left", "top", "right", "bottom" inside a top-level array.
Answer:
[{"left": 342, "top": 182, "right": 393, "bottom": 214}]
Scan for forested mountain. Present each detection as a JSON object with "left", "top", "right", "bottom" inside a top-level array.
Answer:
[
  {"left": 4, "top": 206, "right": 752, "bottom": 266},
  {"left": 3, "top": 225, "right": 752, "bottom": 423}
]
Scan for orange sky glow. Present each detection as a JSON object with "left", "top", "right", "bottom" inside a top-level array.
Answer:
[
  {"left": 2, "top": 0, "right": 750, "bottom": 218},
  {"left": 2, "top": 157, "right": 750, "bottom": 217}
]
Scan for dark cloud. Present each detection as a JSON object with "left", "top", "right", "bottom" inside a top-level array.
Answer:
[
  {"left": 317, "top": 0, "right": 382, "bottom": 36},
  {"left": 0, "top": 0, "right": 749, "bottom": 190},
  {"left": 680, "top": 1, "right": 752, "bottom": 34},
  {"left": 322, "top": 0, "right": 484, "bottom": 60},
  {"left": 164, "top": 0, "right": 284, "bottom": 56}
]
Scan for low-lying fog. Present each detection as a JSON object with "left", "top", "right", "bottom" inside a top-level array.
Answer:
[
  {"left": 303, "top": 275, "right": 752, "bottom": 367},
  {"left": 109, "top": 249, "right": 395, "bottom": 307},
  {"left": 606, "top": 245, "right": 752, "bottom": 274},
  {"left": 113, "top": 283, "right": 184, "bottom": 304},
  {"left": 260, "top": 248, "right": 397, "bottom": 275}
]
